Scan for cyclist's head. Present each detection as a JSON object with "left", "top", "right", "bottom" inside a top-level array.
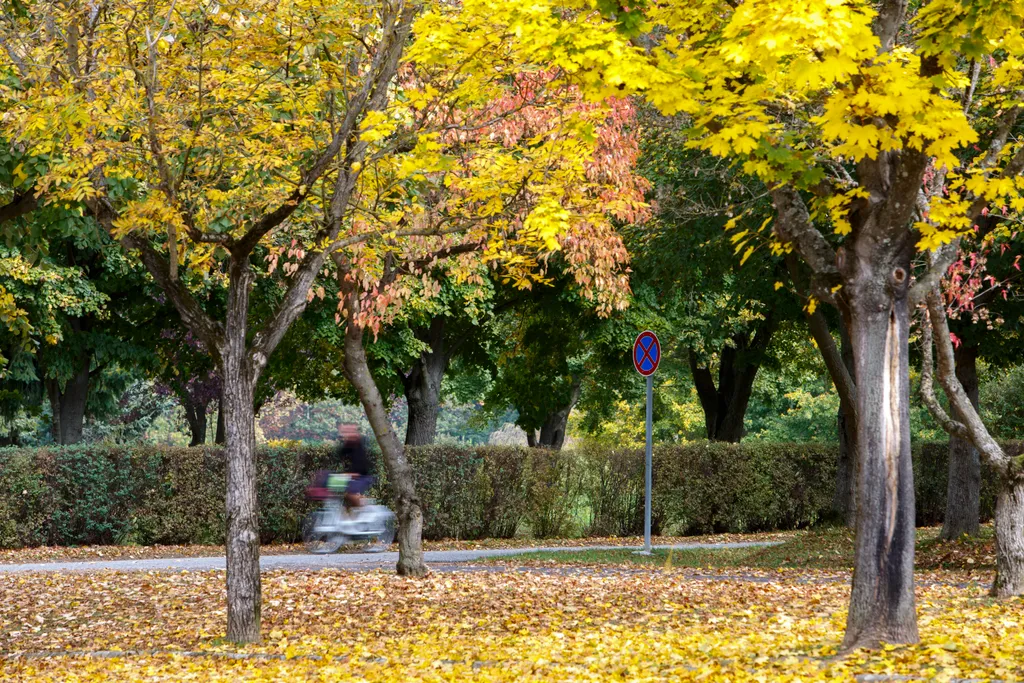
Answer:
[{"left": 337, "top": 422, "right": 360, "bottom": 442}]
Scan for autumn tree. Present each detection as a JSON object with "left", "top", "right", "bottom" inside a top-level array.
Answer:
[
  {"left": 2, "top": 0, "right": 636, "bottom": 642},
  {"left": 417, "top": 0, "right": 1024, "bottom": 650}
]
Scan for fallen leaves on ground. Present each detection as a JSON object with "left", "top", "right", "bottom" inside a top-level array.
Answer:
[{"left": 0, "top": 565, "right": 1020, "bottom": 681}]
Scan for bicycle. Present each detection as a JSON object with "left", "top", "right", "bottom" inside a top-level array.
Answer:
[{"left": 302, "top": 473, "right": 397, "bottom": 554}]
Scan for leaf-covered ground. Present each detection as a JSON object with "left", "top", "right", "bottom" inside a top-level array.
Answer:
[
  {"left": 498, "top": 526, "right": 1000, "bottom": 572},
  {"left": 1, "top": 566, "right": 1021, "bottom": 681}
]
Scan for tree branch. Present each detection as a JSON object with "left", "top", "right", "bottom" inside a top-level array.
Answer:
[
  {"left": 246, "top": 2, "right": 420, "bottom": 361},
  {"left": 909, "top": 240, "right": 960, "bottom": 305},
  {"left": 918, "top": 306, "right": 970, "bottom": 440},
  {"left": 770, "top": 186, "right": 841, "bottom": 301},
  {"left": 120, "top": 232, "right": 225, "bottom": 357},
  {"left": 924, "top": 286, "right": 1014, "bottom": 476},
  {"left": 785, "top": 254, "right": 857, "bottom": 416},
  {"left": 235, "top": 1, "right": 419, "bottom": 257}
]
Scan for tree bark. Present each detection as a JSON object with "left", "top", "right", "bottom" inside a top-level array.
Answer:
[
  {"left": 688, "top": 314, "right": 775, "bottom": 443},
  {"left": 531, "top": 376, "right": 582, "bottom": 450},
  {"left": 344, "top": 319, "right": 428, "bottom": 577},
  {"left": 842, "top": 276, "right": 919, "bottom": 650},
  {"left": 941, "top": 344, "right": 981, "bottom": 539},
  {"left": 834, "top": 321, "right": 858, "bottom": 528},
  {"left": 183, "top": 395, "right": 209, "bottom": 447},
  {"left": 789, "top": 250, "right": 859, "bottom": 528},
  {"left": 215, "top": 400, "right": 226, "bottom": 445},
  {"left": 402, "top": 317, "right": 447, "bottom": 446},
  {"left": 221, "top": 260, "right": 262, "bottom": 644},
  {"left": 45, "top": 353, "right": 91, "bottom": 445},
  {"left": 921, "top": 290, "right": 1024, "bottom": 597},
  {"left": 835, "top": 401, "right": 857, "bottom": 527},
  {"left": 991, "top": 478, "right": 1024, "bottom": 597}
]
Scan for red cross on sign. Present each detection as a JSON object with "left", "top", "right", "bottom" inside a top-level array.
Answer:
[{"left": 632, "top": 331, "right": 660, "bottom": 376}]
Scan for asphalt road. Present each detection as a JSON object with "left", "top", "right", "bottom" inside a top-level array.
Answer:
[{"left": 0, "top": 541, "right": 780, "bottom": 574}]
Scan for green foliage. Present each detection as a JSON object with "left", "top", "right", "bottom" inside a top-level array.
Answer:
[
  {"left": 981, "top": 365, "right": 1024, "bottom": 439},
  {"left": 0, "top": 440, "right": 1001, "bottom": 548}
]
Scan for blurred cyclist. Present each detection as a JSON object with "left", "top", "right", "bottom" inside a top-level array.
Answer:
[{"left": 335, "top": 423, "right": 375, "bottom": 510}]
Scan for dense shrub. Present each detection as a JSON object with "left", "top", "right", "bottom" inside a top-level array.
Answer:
[
  {"left": 0, "top": 440, "right": 1003, "bottom": 548},
  {"left": 651, "top": 442, "right": 839, "bottom": 535}
]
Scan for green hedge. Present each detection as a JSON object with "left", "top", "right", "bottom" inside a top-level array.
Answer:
[{"left": 0, "top": 440, "right": 1000, "bottom": 548}]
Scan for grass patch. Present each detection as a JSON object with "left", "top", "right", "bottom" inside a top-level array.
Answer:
[{"left": 498, "top": 526, "right": 998, "bottom": 571}]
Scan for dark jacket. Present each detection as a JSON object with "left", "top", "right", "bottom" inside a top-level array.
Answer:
[{"left": 335, "top": 436, "right": 372, "bottom": 476}]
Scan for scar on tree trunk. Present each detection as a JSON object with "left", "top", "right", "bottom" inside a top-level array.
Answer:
[
  {"left": 688, "top": 312, "right": 776, "bottom": 443},
  {"left": 343, "top": 314, "right": 428, "bottom": 577},
  {"left": 843, "top": 293, "right": 918, "bottom": 651}
]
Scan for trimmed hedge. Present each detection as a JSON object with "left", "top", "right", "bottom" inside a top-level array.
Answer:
[{"left": 0, "top": 440, "right": 1000, "bottom": 548}]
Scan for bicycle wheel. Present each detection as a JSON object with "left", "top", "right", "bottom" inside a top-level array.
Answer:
[
  {"left": 367, "top": 511, "right": 396, "bottom": 553},
  {"left": 302, "top": 510, "right": 345, "bottom": 554}
]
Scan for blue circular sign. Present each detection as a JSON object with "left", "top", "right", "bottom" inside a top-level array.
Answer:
[{"left": 633, "top": 331, "right": 660, "bottom": 376}]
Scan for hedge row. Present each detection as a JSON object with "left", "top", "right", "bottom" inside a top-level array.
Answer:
[{"left": 0, "top": 441, "right": 996, "bottom": 547}]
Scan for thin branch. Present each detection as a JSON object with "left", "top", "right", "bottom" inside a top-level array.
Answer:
[
  {"left": 918, "top": 307, "right": 969, "bottom": 440},
  {"left": 785, "top": 254, "right": 857, "bottom": 416}
]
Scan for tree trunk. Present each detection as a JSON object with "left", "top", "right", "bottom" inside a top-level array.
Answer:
[
  {"left": 920, "top": 287, "right": 1024, "bottom": 599},
  {"left": 941, "top": 344, "right": 981, "bottom": 539},
  {"left": 834, "top": 322, "right": 858, "bottom": 528},
  {"left": 344, "top": 320, "right": 427, "bottom": 577},
  {"left": 45, "top": 353, "right": 91, "bottom": 445},
  {"left": 991, "top": 477, "right": 1024, "bottom": 597},
  {"left": 215, "top": 400, "right": 226, "bottom": 445},
  {"left": 842, "top": 281, "right": 919, "bottom": 650},
  {"left": 221, "top": 263, "right": 262, "bottom": 644},
  {"left": 183, "top": 396, "right": 209, "bottom": 447},
  {"left": 531, "top": 377, "right": 582, "bottom": 450},
  {"left": 689, "top": 314, "right": 775, "bottom": 443},
  {"left": 834, "top": 402, "right": 857, "bottom": 527},
  {"left": 402, "top": 317, "right": 447, "bottom": 446}
]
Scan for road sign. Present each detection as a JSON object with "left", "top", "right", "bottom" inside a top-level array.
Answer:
[
  {"left": 633, "top": 331, "right": 660, "bottom": 376},
  {"left": 631, "top": 331, "right": 660, "bottom": 555}
]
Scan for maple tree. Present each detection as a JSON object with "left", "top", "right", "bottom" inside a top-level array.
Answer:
[
  {"left": 414, "top": 0, "right": 1024, "bottom": 650},
  {"left": 1, "top": 0, "right": 638, "bottom": 642}
]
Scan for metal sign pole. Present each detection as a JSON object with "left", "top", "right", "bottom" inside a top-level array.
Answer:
[{"left": 644, "top": 373, "right": 653, "bottom": 554}]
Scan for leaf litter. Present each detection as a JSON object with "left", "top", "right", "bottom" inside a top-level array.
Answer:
[{"left": 0, "top": 565, "right": 1020, "bottom": 681}]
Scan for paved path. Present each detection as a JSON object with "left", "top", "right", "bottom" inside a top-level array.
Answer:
[{"left": 0, "top": 541, "right": 779, "bottom": 574}]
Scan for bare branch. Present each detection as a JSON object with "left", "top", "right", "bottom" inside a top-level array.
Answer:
[
  {"left": 919, "top": 306, "right": 970, "bottom": 440},
  {"left": 872, "top": 0, "right": 909, "bottom": 51}
]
